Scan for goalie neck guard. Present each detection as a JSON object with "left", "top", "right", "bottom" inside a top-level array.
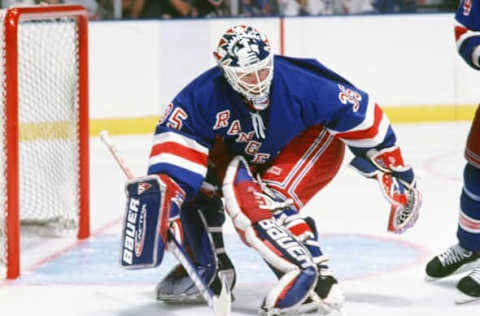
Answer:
[{"left": 213, "top": 25, "right": 274, "bottom": 111}]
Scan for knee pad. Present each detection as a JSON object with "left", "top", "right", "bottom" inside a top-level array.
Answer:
[{"left": 223, "top": 156, "right": 297, "bottom": 240}]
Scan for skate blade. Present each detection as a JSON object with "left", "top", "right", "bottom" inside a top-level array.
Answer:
[
  {"left": 157, "top": 293, "right": 206, "bottom": 305},
  {"left": 454, "top": 291, "right": 480, "bottom": 304},
  {"left": 298, "top": 299, "right": 344, "bottom": 315},
  {"left": 212, "top": 272, "right": 232, "bottom": 316},
  {"left": 425, "top": 260, "right": 480, "bottom": 282}
]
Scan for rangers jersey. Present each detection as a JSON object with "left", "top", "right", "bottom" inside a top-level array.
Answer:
[
  {"left": 455, "top": 0, "right": 480, "bottom": 69},
  {"left": 148, "top": 56, "right": 397, "bottom": 199}
]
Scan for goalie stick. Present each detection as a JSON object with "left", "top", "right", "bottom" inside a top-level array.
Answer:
[{"left": 99, "top": 130, "right": 231, "bottom": 316}]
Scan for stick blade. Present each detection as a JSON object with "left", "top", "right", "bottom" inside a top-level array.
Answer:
[{"left": 212, "top": 272, "right": 232, "bottom": 316}]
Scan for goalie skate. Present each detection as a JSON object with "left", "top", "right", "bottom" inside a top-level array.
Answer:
[
  {"left": 263, "top": 261, "right": 344, "bottom": 316},
  {"left": 300, "top": 264, "right": 344, "bottom": 315},
  {"left": 156, "top": 257, "right": 236, "bottom": 304},
  {"left": 156, "top": 264, "right": 204, "bottom": 304}
]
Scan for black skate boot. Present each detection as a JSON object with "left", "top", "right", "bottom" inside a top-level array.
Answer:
[
  {"left": 456, "top": 264, "right": 480, "bottom": 304},
  {"left": 425, "top": 244, "right": 480, "bottom": 279},
  {"left": 314, "top": 265, "right": 341, "bottom": 301}
]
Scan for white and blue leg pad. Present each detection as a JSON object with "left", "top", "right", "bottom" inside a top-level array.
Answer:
[
  {"left": 121, "top": 175, "right": 166, "bottom": 269},
  {"left": 253, "top": 219, "right": 318, "bottom": 312},
  {"left": 223, "top": 156, "right": 318, "bottom": 312}
]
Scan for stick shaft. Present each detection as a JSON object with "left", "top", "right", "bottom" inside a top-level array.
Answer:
[
  {"left": 99, "top": 131, "right": 135, "bottom": 180},
  {"left": 98, "top": 130, "right": 230, "bottom": 315}
]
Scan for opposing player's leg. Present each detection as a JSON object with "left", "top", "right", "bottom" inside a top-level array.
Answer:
[
  {"left": 223, "top": 156, "right": 319, "bottom": 315},
  {"left": 156, "top": 169, "right": 236, "bottom": 304},
  {"left": 454, "top": 161, "right": 480, "bottom": 303},
  {"left": 260, "top": 125, "right": 345, "bottom": 311},
  {"left": 455, "top": 105, "right": 480, "bottom": 303},
  {"left": 426, "top": 106, "right": 480, "bottom": 303}
]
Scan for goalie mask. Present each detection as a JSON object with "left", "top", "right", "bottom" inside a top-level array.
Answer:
[{"left": 214, "top": 25, "right": 274, "bottom": 111}]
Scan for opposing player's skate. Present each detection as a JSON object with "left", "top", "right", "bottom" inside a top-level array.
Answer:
[
  {"left": 456, "top": 264, "right": 480, "bottom": 304},
  {"left": 425, "top": 244, "right": 480, "bottom": 279}
]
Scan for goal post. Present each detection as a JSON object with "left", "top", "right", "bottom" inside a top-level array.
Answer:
[{"left": 0, "top": 4, "right": 90, "bottom": 279}]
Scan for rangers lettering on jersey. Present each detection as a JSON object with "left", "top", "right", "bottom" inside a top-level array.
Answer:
[
  {"left": 147, "top": 56, "right": 397, "bottom": 200},
  {"left": 214, "top": 110, "right": 230, "bottom": 129}
]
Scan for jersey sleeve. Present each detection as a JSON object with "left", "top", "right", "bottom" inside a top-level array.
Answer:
[
  {"left": 319, "top": 81, "right": 397, "bottom": 158},
  {"left": 147, "top": 97, "right": 214, "bottom": 200},
  {"left": 455, "top": 0, "right": 480, "bottom": 70}
]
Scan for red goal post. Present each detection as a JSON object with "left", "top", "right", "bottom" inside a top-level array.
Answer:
[{"left": 0, "top": 4, "right": 90, "bottom": 279}]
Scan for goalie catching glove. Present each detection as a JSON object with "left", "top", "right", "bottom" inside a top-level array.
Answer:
[
  {"left": 350, "top": 146, "right": 422, "bottom": 234},
  {"left": 121, "top": 174, "right": 185, "bottom": 269}
]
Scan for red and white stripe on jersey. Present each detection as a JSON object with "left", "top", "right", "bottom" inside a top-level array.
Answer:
[
  {"left": 263, "top": 128, "right": 336, "bottom": 210},
  {"left": 149, "top": 131, "right": 209, "bottom": 178},
  {"left": 466, "top": 148, "right": 480, "bottom": 169},
  {"left": 459, "top": 210, "right": 480, "bottom": 234},
  {"left": 454, "top": 21, "right": 480, "bottom": 47},
  {"left": 460, "top": 186, "right": 480, "bottom": 233},
  {"left": 328, "top": 99, "right": 391, "bottom": 148},
  {"left": 455, "top": 22, "right": 480, "bottom": 68}
]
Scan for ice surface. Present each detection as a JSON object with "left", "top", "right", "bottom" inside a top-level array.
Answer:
[{"left": 0, "top": 122, "right": 479, "bottom": 316}]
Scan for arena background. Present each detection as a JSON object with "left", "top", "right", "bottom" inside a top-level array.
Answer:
[
  {"left": 2, "top": 10, "right": 480, "bottom": 316},
  {"left": 88, "top": 14, "right": 480, "bottom": 136}
]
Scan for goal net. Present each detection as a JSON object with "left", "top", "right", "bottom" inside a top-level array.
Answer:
[{"left": 0, "top": 4, "right": 90, "bottom": 279}]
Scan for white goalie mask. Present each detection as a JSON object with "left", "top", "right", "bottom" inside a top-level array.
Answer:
[{"left": 214, "top": 25, "right": 274, "bottom": 110}]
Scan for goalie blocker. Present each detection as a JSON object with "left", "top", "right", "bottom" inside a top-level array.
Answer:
[{"left": 121, "top": 174, "right": 185, "bottom": 268}]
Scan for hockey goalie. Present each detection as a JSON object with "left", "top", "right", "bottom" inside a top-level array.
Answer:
[{"left": 116, "top": 24, "right": 422, "bottom": 315}]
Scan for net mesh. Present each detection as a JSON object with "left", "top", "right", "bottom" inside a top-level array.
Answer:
[{"left": 0, "top": 11, "right": 81, "bottom": 276}]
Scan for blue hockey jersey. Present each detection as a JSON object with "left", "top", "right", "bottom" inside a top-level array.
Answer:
[
  {"left": 455, "top": 0, "right": 480, "bottom": 69},
  {"left": 148, "top": 56, "right": 397, "bottom": 199}
]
